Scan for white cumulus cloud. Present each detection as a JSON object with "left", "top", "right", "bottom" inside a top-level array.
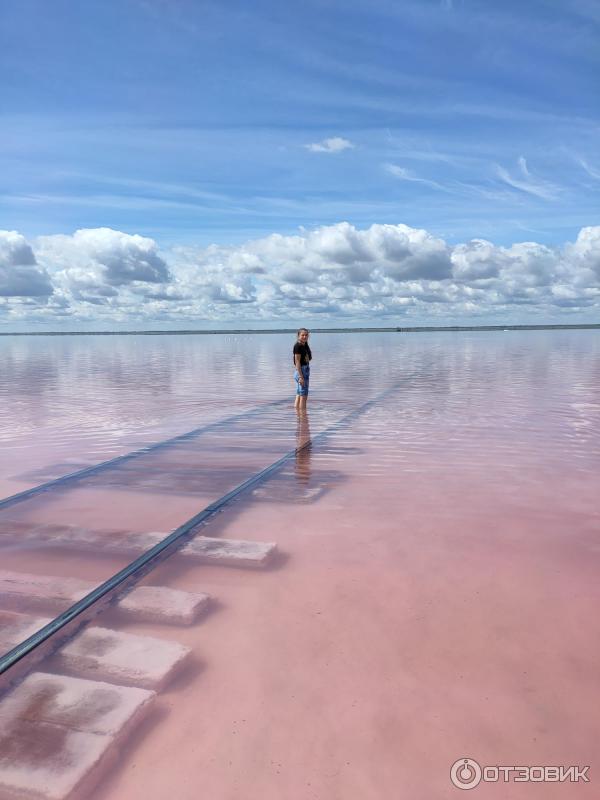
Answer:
[
  {"left": 3, "top": 222, "right": 600, "bottom": 326},
  {"left": 0, "top": 231, "right": 53, "bottom": 297},
  {"left": 37, "top": 227, "right": 170, "bottom": 287},
  {"left": 304, "top": 137, "right": 354, "bottom": 153},
  {"left": 33, "top": 227, "right": 171, "bottom": 309}
]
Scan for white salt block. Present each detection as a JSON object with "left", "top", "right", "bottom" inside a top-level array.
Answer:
[
  {"left": 0, "top": 611, "right": 190, "bottom": 691},
  {"left": 180, "top": 535, "right": 277, "bottom": 567},
  {"left": 0, "top": 571, "right": 88, "bottom": 614},
  {"left": 0, "top": 720, "right": 116, "bottom": 800},
  {"left": 51, "top": 626, "right": 191, "bottom": 690},
  {"left": 0, "top": 521, "right": 162, "bottom": 555},
  {"left": 35, "top": 525, "right": 162, "bottom": 555},
  {"left": 0, "top": 570, "right": 210, "bottom": 626},
  {"left": 0, "top": 671, "right": 155, "bottom": 736},
  {"left": 115, "top": 584, "right": 210, "bottom": 625},
  {"left": 0, "top": 673, "right": 154, "bottom": 800},
  {"left": 0, "top": 522, "right": 276, "bottom": 568}
]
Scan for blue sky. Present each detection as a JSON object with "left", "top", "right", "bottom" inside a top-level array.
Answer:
[{"left": 1, "top": 0, "right": 599, "bottom": 328}]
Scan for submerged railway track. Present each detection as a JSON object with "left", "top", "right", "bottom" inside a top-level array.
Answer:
[{"left": 0, "top": 384, "right": 403, "bottom": 800}]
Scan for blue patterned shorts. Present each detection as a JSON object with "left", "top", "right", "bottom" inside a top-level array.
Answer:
[{"left": 294, "top": 364, "right": 310, "bottom": 396}]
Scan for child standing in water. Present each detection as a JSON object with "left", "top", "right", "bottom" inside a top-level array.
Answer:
[{"left": 293, "top": 328, "right": 312, "bottom": 410}]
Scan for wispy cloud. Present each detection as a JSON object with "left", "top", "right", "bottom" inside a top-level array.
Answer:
[
  {"left": 578, "top": 157, "right": 600, "bottom": 180},
  {"left": 63, "top": 172, "right": 235, "bottom": 203},
  {"left": 517, "top": 156, "right": 531, "bottom": 177},
  {"left": 448, "top": 102, "right": 596, "bottom": 128},
  {"left": 495, "top": 157, "right": 560, "bottom": 200},
  {"left": 385, "top": 163, "right": 448, "bottom": 191},
  {"left": 304, "top": 137, "right": 355, "bottom": 153}
]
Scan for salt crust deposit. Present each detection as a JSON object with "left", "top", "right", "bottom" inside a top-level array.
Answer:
[
  {"left": 0, "top": 673, "right": 154, "bottom": 800},
  {"left": 50, "top": 626, "right": 191, "bottom": 689},
  {"left": 0, "top": 521, "right": 276, "bottom": 566},
  {"left": 0, "top": 570, "right": 210, "bottom": 625},
  {"left": 0, "top": 611, "right": 190, "bottom": 690}
]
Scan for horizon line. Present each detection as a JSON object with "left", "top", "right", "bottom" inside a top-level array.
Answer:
[{"left": 1, "top": 323, "right": 599, "bottom": 337}]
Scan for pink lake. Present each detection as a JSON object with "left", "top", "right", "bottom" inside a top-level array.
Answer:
[{"left": 0, "top": 330, "right": 599, "bottom": 799}]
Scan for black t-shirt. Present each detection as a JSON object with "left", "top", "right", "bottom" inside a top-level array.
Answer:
[{"left": 293, "top": 342, "right": 312, "bottom": 366}]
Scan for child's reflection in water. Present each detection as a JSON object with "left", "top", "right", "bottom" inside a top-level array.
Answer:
[{"left": 294, "top": 410, "right": 312, "bottom": 485}]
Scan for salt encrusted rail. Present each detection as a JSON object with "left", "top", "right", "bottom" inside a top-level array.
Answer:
[
  {"left": 0, "top": 672, "right": 155, "bottom": 800},
  {"left": 0, "top": 570, "right": 210, "bottom": 626},
  {"left": 0, "top": 611, "right": 191, "bottom": 690}
]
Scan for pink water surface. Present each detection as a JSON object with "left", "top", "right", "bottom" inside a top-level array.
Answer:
[{"left": 1, "top": 330, "right": 599, "bottom": 799}]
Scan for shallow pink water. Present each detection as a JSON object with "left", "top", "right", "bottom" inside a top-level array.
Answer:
[{"left": 1, "top": 331, "right": 599, "bottom": 798}]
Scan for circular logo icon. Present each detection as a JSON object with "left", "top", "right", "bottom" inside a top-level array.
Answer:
[{"left": 450, "top": 758, "right": 482, "bottom": 790}]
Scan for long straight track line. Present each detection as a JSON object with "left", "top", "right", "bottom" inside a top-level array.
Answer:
[
  {"left": 0, "top": 382, "right": 401, "bottom": 685},
  {"left": 0, "top": 397, "right": 292, "bottom": 511}
]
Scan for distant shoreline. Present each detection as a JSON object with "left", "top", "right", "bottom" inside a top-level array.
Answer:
[{"left": 1, "top": 324, "right": 599, "bottom": 336}]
